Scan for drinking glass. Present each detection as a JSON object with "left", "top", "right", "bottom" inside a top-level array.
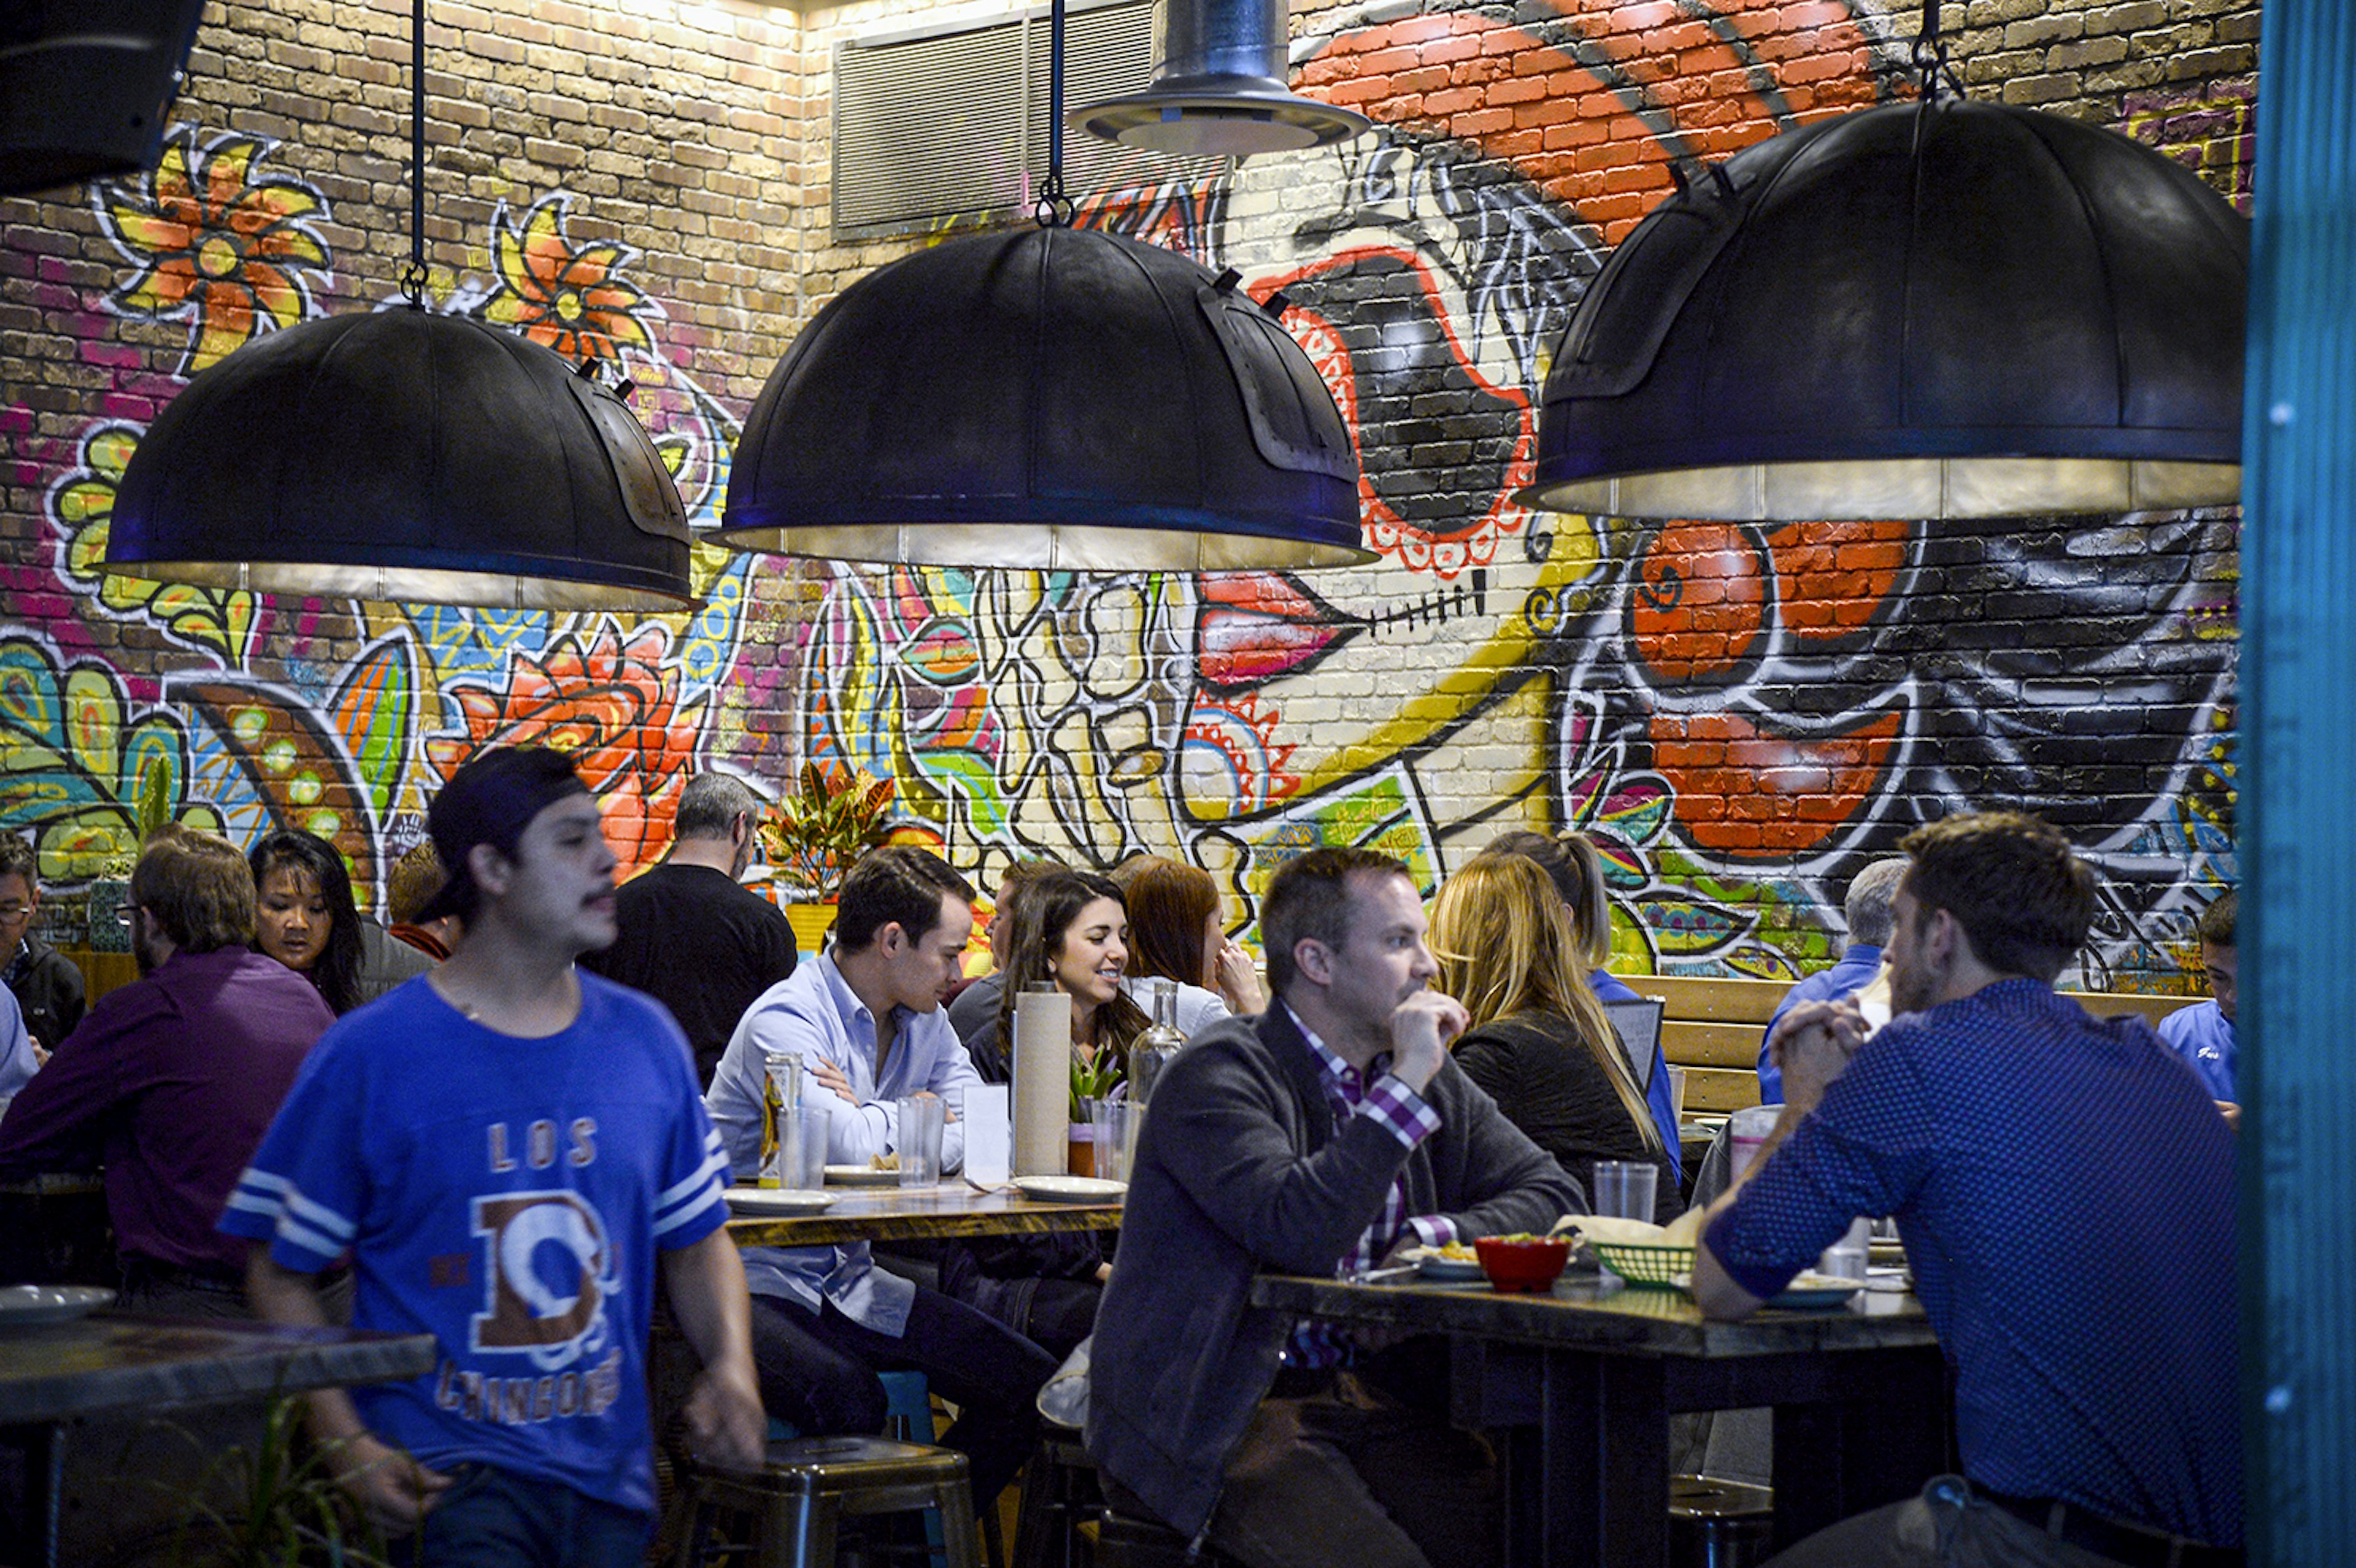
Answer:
[
  {"left": 768, "top": 1103, "right": 828, "bottom": 1191},
  {"left": 1592, "top": 1159, "right": 1657, "bottom": 1220},
  {"left": 1091, "top": 1097, "right": 1142, "bottom": 1184},
  {"left": 896, "top": 1095, "right": 947, "bottom": 1188},
  {"left": 1727, "top": 1105, "right": 1780, "bottom": 1182},
  {"left": 1818, "top": 1216, "right": 1871, "bottom": 1281}
]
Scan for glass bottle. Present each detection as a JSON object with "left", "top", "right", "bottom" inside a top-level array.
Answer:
[{"left": 1128, "top": 977, "right": 1185, "bottom": 1105}]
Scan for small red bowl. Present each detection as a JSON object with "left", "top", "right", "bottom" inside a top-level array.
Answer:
[{"left": 1474, "top": 1234, "right": 1570, "bottom": 1293}]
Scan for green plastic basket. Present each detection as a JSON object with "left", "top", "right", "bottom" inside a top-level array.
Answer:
[{"left": 1590, "top": 1241, "right": 1696, "bottom": 1288}]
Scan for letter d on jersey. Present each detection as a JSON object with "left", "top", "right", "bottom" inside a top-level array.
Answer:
[{"left": 469, "top": 1191, "right": 622, "bottom": 1372}]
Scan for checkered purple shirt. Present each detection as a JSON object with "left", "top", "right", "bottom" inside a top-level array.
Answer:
[{"left": 1283, "top": 1005, "right": 1452, "bottom": 1370}]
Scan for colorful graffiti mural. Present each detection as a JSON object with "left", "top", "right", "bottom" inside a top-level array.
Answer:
[{"left": 1, "top": 0, "right": 2242, "bottom": 993}]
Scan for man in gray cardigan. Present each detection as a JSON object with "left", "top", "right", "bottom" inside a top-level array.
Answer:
[{"left": 1088, "top": 846, "right": 1583, "bottom": 1568}]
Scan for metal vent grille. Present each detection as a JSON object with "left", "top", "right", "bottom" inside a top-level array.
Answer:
[{"left": 834, "top": 1, "right": 1211, "bottom": 231}]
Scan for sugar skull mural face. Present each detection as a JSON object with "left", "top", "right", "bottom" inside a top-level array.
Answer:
[{"left": 2, "top": 0, "right": 2241, "bottom": 995}]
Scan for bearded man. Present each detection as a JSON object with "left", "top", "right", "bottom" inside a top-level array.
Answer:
[{"left": 1695, "top": 812, "right": 2240, "bottom": 1568}]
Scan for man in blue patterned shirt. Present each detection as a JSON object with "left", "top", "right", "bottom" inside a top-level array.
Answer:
[
  {"left": 1695, "top": 812, "right": 2240, "bottom": 1567},
  {"left": 1089, "top": 847, "right": 1580, "bottom": 1568}
]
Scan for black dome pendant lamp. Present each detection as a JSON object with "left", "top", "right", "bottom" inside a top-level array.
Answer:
[
  {"left": 714, "top": 0, "right": 1369, "bottom": 572},
  {"left": 1522, "top": 2, "right": 2248, "bottom": 523},
  {"left": 106, "top": 0, "right": 695, "bottom": 611}
]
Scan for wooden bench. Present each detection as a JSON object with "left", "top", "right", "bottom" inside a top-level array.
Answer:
[{"left": 1620, "top": 974, "right": 2193, "bottom": 1115}]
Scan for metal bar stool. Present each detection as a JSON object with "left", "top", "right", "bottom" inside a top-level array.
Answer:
[{"left": 672, "top": 1434, "right": 984, "bottom": 1568}]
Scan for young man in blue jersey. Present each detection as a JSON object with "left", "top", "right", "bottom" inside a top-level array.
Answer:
[{"left": 228, "top": 747, "right": 764, "bottom": 1565}]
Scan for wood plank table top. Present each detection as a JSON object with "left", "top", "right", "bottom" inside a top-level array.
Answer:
[
  {"left": 1252, "top": 1269, "right": 1946, "bottom": 1568},
  {"left": 1250, "top": 1268, "right": 1937, "bottom": 1358},
  {"left": 722, "top": 1182, "right": 1123, "bottom": 1247},
  {"left": 0, "top": 1313, "right": 437, "bottom": 1427}
]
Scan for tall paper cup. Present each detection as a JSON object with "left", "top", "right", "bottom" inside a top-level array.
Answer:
[
  {"left": 1728, "top": 1105, "right": 1780, "bottom": 1182},
  {"left": 1012, "top": 982, "right": 1070, "bottom": 1177}
]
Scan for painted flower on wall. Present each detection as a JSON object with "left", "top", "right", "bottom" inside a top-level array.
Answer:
[
  {"left": 426, "top": 621, "right": 701, "bottom": 875},
  {"left": 50, "top": 418, "right": 261, "bottom": 665},
  {"left": 480, "top": 195, "right": 656, "bottom": 367},
  {"left": 0, "top": 634, "right": 192, "bottom": 882},
  {"left": 98, "top": 127, "right": 332, "bottom": 374}
]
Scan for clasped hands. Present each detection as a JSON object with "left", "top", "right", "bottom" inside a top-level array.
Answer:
[{"left": 1766, "top": 998, "right": 1869, "bottom": 1109}]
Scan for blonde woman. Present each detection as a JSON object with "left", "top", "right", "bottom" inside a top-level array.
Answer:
[
  {"left": 1486, "top": 828, "right": 1685, "bottom": 1167},
  {"left": 1431, "top": 852, "right": 1682, "bottom": 1223}
]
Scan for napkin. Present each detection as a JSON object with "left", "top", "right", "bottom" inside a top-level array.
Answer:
[{"left": 963, "top": 1084, "right": 1011, "bottom": 1186}]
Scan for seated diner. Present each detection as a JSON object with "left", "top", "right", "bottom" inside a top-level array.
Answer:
[
  {"left": 1693, "top": 812, "right": 2240, "bottom": 1567},
  {"left": 1088, "top": 845, "right": 1580, "bottom": 1568}
]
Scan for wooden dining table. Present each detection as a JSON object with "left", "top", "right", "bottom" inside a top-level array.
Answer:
[
  {"left": 1249, "top": 1269, "right": 1952, "bottom": 1568},
  {"left": 0, "top": 1312, "right": 437, "bottom": 1568},
  {"left": 722, "top": 1180, "right": 1124, "bottom": 1247}
]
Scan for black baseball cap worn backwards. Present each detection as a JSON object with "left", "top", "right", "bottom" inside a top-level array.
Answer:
[{"left": 415, "top": 746, "right": 592, "bottom": 924}]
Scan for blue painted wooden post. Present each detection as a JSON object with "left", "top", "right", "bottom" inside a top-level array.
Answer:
[{"left": 2242, "top": 2, "right": 2356, "bottom": 1561}]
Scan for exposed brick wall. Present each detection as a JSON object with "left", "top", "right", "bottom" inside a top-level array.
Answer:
[{"left": 0, "top": 0, "right": 2254, "bottom": 1001}]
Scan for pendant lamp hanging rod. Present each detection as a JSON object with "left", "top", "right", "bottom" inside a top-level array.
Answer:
[
  {"left": 1909, "top": 1, "right": 1960, "bottom": 104},
  {"left": 1035, "top": 0, "right": 1074, "bottom": 227},
  {"left": 403, "top": 0, "right": 426, "bottom": 306}
]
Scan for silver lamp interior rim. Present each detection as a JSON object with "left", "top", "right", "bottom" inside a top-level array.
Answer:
[
  {"left": 102, "top": 556, "right": 703, "bottom": 612},
  {"left": 706, "top": 521, "right": 1376, "bottom": 572},
  {"left": 1519, "top": 456, "right": 2242, "bottom": 521},
  {"left": 1071, "top": 90, "right": 1370, "bottom": 154}
]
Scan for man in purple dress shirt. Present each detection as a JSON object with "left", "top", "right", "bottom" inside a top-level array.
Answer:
[{"left": 0, "top": 825, "right": 334, "bottom": 1317}]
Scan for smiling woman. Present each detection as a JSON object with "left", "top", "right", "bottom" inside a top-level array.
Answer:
[
  {"left": 248, "top": 829, "right": 364, "bottom": 1015},
  {"left": 984, "top": 871, "right": 1149, "bottom": 1088}
]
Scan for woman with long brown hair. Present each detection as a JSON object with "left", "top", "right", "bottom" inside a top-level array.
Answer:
[
  {"left": 1111, "top": 855, "right": 1265, "bottom": 1034},
  {"left": 979, "top": 869, "right": 1149, "bottom": 1083},
  {"left": 950, "top": 869, "right": 1137, "bottom": 1357},
  {"left": 1430, "top": 851, "right": 1680, "bottom": 1222}
]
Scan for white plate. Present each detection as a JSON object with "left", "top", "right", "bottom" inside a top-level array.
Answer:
[
  {"left": 824, "top": 1164, "right": 903, "bottom": 1187},
  {"left": 0, "top": 1285, "right": 114, "bottom": 1326},
  {"left": 725, "top": 1188, "right": 836, "bottom": 1216},
  {"left": 1013, "top": 1175, "right": 1126, "bottom": 1203},
  {"left": 1416, "top": 1256, "right": 1488, "bottom": 1283},
  {"left": 1668, "top": 1272, "right": 1860, "bottom": 1309},
  {"left": 1763, "top": 1270, "right": 1864, "bottom": 1309}
]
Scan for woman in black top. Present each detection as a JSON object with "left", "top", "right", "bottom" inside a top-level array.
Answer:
[{"left": 1431, "top": 852, "right": 1682, "bottom": 1223}]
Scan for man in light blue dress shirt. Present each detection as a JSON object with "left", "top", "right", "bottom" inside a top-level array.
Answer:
[{"left": 706, "top": 845, "right": 1055, "bottom": 1516}]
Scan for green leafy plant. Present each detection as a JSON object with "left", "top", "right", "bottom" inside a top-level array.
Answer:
[
  {"left": 107, "top": 1396, "right": 393, "bottom": 1567},
  {"left": 98, "top": 755, "right": 176, "bottom": 878},
  {"left": 1071, "top": 1048, "right": 1125, "bottom": 1123},
  {"left": 758, "top": 762, "right": 895, "bottom": 899}
]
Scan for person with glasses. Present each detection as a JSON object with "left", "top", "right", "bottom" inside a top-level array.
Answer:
[
  {"left": 0, "top": 826, "right": 334, "bottom": 1313},
  {"left": 0, "top": 834, "right": 83, "bottom": 1055}
]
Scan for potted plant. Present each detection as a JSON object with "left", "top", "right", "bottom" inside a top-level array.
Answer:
[
  {"left": 1068, "top": 1050, "right": 1125, "bottom": 1178},
  {"left": 757, "top": 761, "right": 896, "bottom": 954},
  {"left": 85, "top": 756, "right": 173, "bottom": 954}
]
